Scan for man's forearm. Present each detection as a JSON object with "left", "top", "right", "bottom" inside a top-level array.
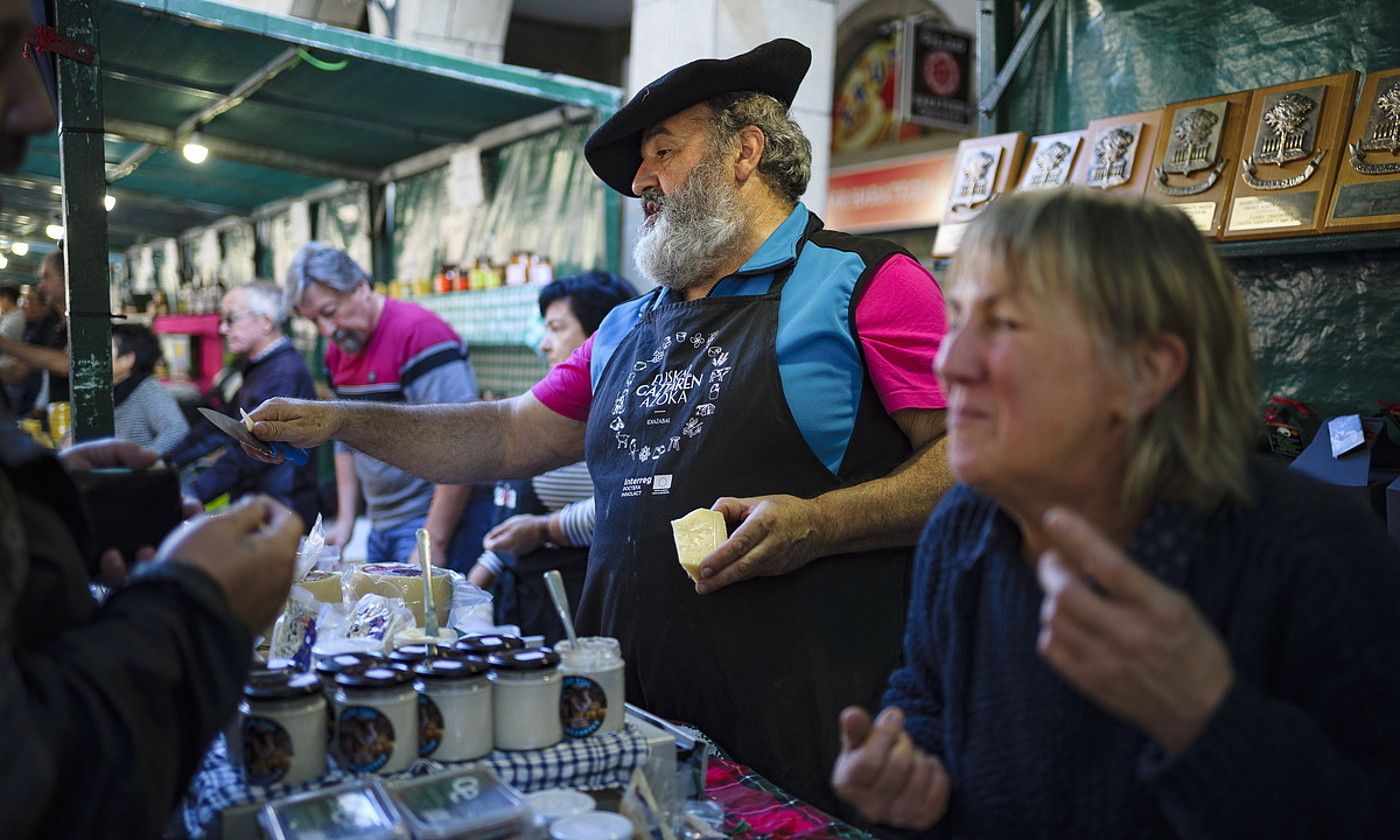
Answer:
[
  {"left": 0, "top": 337, "right": 68, "bottom": 376},
  {"left": 333, "top": 451, "right": 360, "bottom": 522},
  {"left": 332, "top": 395, "right": 584, "bottom": 485},
  {"left": 811, "top": 435, "right": 954, "bottom": 555}
]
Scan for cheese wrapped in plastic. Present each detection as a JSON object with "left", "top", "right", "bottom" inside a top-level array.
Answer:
[
  {"left": 350, "top": 563, "right": 453, "bottom": 626},
  {"left": 293, "top": 569, "right": 345, "bottom": 605},
  {"left": 670, "top": 508, "right": 727, "bottom": 582}
]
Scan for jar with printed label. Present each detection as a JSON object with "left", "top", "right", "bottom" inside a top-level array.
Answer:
[
  {"left": 554, "top": 637, "right": 625, "bottom": 738},
  {"left": 238, "top": 670, "right": 327, "bottom": 787},
  {"left": 413, "top": 654, "right": 493, "bottom": 761},
  {"left": 333, "top": 664, "right": 418, "bottom": 775},
  {"left": 488, "top": 648, "right": 563, "bottom": 750}
]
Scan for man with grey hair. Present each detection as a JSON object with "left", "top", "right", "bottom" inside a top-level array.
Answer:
[
  {"left": 250, "top": 39, "right": 951, "bottom": 811},
  {"left": 285, "top": 242, "right": 483, "bottom": 569},
  {"left": 168, "top": 281, "right": 319, "bottom": 525}
]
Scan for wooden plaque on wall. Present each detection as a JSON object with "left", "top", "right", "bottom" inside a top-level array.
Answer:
[
  {"left": 1015, "top": 130, "right": 1087, "bottom": 192},
  {"left": 1222, "top": 70, "right": 1359, "bottom": 240},
  {"left": 1325, "top": 67, "right": 1400, "bottom": 233},
  {"left": 1069, "top": 109, "right": 1165, "bottom": 196},
  {"left": 932, "top": 131, "right": 1026, "bottom": 258},
  {"left": 1146, "top": 92, "right": 1250, "bottom": 238}
]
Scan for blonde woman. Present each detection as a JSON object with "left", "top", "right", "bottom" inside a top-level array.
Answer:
[{"left": 833, "top": 188, "right": 1400, "bottom": 839}]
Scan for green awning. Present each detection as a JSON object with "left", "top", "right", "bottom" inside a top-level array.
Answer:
[{"left": 0, "top": 0, "right": 619, "bottom": 280}]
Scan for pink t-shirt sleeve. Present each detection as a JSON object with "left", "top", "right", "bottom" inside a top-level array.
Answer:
[
  {"left": 531, "top": 334, "right": 595, "bottom": 422},
  {"left": 855, "top": 254, "right": 948, "bottom": 413}
]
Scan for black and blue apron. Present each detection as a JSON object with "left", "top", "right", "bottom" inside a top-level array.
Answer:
[
  {"left": 579, "top": 218, "right": 914, "bottom": 813},
  {"left": 489, "top": 478, "right": 589, "bottom": 644}
]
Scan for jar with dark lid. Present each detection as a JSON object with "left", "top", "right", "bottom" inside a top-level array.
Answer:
[
  {"left": 238, "top": 670, "right": 326, "bottom": 787},
  {"left": 412, "top": 655, "right": 493, "bottom": 761},
  {"left": 333, "top": 664, "right": 417, "bottom": 775},
  {"left": 456, "top": 633, "right": 525, "bottom": 656},
  {"left": 487, "top": 648, "right": 562, "bottom": 750},
  {"left": 387, "top": 643, "right": 448, "bottom": 665}
]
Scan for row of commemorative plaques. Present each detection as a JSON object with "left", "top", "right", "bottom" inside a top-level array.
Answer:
[{"left": 932, "top": 67, "right": 1400, "bottom": 257}]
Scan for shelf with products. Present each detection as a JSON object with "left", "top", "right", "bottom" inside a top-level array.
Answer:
[
  {"left": 1212, "top": 229, "right": 1400, "bottom": 259},
  {"left": 407, "top": 285, "right": 551, "bottom": 398},
  {"left": 152, "top": 312, "right": 224, "bottom": 397}
]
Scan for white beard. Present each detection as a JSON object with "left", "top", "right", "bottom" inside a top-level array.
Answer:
[{"left": 632, "top": 152, "right": 749, "bottom": 291}]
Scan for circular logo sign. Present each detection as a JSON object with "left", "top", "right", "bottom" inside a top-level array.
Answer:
[{"left": 922, "top": 50, "right": 961, "bottom": 97}]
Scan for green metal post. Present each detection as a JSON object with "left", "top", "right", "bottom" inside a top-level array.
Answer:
[
  {"left": 53, "top": 0, "right": 113, "bottom": 440},
  {"left": 976, "top": 0, "right": 1015, "bottom": 136}
]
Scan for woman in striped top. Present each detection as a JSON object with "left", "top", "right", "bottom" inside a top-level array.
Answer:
[
  {"left": 469, "top": 272, "right": 635, "bottom": 642},
  {"left": 111, "top": 322, "right": 188, "bottom": 456}
]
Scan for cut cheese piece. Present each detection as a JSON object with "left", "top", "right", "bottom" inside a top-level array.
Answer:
[
  {"left": 670, "top": 508, "right": 728, "bottom": 582},
  {"left": 294, "top": 569, "right": 345, "bottom": 604},
  {"left": 351, "top": 563, "right": 454, "bottom": 626}
]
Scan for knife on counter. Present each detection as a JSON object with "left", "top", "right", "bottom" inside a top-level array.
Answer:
[{"left": 197, "top": 407, "right": 310, "bottom": 466}]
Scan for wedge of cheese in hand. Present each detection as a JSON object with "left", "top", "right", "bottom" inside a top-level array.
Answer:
[{"left": 670, "top": 508, "right": 728, "bottom": 582}]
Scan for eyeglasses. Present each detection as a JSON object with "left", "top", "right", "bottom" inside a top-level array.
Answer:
[{"left": 219, "top": 311, "right": 260, "bottom": 327}]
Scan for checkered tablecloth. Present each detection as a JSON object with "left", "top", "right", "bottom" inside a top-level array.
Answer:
[{"left": 181, "top": 724, "right": 652, "bottom": 837}]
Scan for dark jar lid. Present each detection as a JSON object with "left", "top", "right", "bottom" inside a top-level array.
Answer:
[
  {"left": 456, "top": 633, "right": 525, "bottom": 655},
  {"left": 315, "top": 651, "right": 383, "bottom": 677},
  {"left": 244, "top": 670, "right": 323, "bottom": 700},
  {"left": 387, "top": 643, "right": 439, "bottom": 664},
  {"left": 334, "top": 663, "right": 414, "bottom": 689},
  {"left": 487, "top": 647, "right": 560, "bottom": 672},
  {"left": 413, "top": 654, "right": 489, "bottom": 681}
]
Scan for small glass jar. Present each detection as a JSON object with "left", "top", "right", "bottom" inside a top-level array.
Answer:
[
  {"left": 456, "top": 633, "right": 525, "bottom": 657},
  {"left": 238, "top": 670, "right": 327, "bottom": 787},
  {"left": 333, "top": 664, "right": 418, "bottom": 775},
  {"left": 413, "top": 654, "right": 493, "bottom": 761},
  {"left": 314, "top": 651, "right": 384, "bottom": 703},
  {"left": 387, "top": 643, "right": 436, "bottom": 667},
  {"left": 554, "top": 637, "right": 625, "bottom": 738},
  {"left": 488, "top": 648, "right": 563, "bottom": 750}
]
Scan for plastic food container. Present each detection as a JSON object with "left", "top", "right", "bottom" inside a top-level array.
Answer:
[
  {"left": 259, "top": 778, "right": 406, "bottom": 840},
  {"left": 549, "top": 812, "right": 635, "bottom": 840},
  {"left": 524, "top": 788, "right": 596, "bottom": 824},
  {"left": 386, "top": 765, "right": 530, "bottom": 840}
]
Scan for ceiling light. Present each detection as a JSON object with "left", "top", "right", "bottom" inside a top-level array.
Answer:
[
  {"left": 104, "top": 193, "right": 116, "bottom": 211},
  {"left": 10, "top": 241, "right": 27, "bottom": 255},
  {"left": 182, "top": 132, "right": 209, "bottom": 164},
  {"left": 0, "top": 255, "right": 8, "bottom": 270},
  {"left": 45, "top": 222, "right": 65, "bottom": 241}
]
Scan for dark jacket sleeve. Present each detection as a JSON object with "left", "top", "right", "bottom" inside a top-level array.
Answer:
[
  {"left": 1143, "top": 474, "right": 1400, "bottom": 839},
  {"left": 0, "top": 449, "right": 252, "bottom": 838}
]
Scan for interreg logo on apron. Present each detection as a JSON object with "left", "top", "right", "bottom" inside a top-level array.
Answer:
[{"left": 609, "top": 329, "right": 734, "bottom": 466}]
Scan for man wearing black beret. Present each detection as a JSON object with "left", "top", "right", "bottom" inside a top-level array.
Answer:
[{"left": 250, "top": 37, "right": 953, "bottom": 812}]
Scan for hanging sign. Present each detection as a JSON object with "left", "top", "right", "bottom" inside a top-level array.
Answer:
[{"left": 900, "top": 17, "right": 973, "bottom": 131}]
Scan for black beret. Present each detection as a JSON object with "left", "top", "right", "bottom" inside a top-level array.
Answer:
[{"left": 584, "top": 38, "right": 812, "bottom": 197}]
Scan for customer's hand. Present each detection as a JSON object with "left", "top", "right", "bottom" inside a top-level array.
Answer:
[
  {"left": 156, "top": 495, "right": 303, "bottom": 632},
  {"left": 58, "top": 437, "right": 158, "bottom": 472},
  {"left": 244, "top": 398, "right": 342, "bottom": 462},
  {"left": 693, "top": 494, "right": 824, "bottom": 593},
  {"left": 325, "top": 515, "right": 355, "bottom": 549},
  {"left": 482, "top": 514, "right": 547, "bottom": 557},
  {"left": 832, "top": 706, "right": 950, "bottom": 829},
  {"left": 1035, "top": 506, "right": 1235, "bottom": 756}
]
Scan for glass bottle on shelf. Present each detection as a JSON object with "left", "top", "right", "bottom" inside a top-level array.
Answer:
[
  {"left": 528, "top": 254, "right": 554, "bottom": 285},
  {"left": 505, "top": 251, "right": 529, "bottom": 286}
]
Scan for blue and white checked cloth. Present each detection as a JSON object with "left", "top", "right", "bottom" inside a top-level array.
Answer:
[{"left": 181, "top": 724, "right": 652, "bottom": 837}]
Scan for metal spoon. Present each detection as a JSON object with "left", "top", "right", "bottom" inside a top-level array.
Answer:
[
  {"left": 544, "top": 569, "right": 578, "bottom": 648},
  {"left": 416, "top": 527, "right": 438, "bottom": 653}
]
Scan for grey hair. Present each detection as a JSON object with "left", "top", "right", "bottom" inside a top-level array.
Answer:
[
  {"left": 285, "top": 242, "right": 370, "bottom": 308},
  {"left": 704, "top": 91, "right": 811, "bottom": 204},
  {"left": 236, "top": 280, "right": 288, "bottom": 326}
]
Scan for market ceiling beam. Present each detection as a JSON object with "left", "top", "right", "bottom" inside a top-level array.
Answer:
[
  {"left": 102, "top": 63, "right": 468, "bottom": 147},
  {"left": 106, "top": 47, "right": 306, "bottom": 183},
  {"left": 377, "top": 104, "right": 595, "bottom": 183},
  {"left": 105, "top": 117, "right": 379, "bottom": 183}
]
